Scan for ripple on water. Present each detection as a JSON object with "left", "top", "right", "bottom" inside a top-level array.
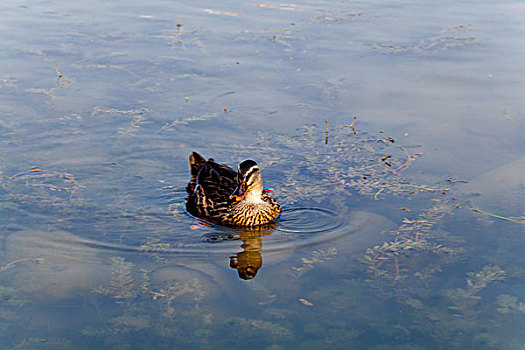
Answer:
[
  {"left": 164, "top": 206, "right": 364, "bottom": 254},
  {"left": 135, "top": 207, "right": 361, "bottom": 254},
  {"left": 8, "top": 206, "right": 364, "bottom": 257},
  {"left": 276, "top": 207, "right": 345, "bottom": 234},
  {"left": 263, "top": 207, "right": 358, "bottom": 252}
]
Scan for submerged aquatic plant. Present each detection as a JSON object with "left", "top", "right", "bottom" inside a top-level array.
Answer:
[
  {"left": 157, "top": 112, "right": 217, "bottom": 133},
  {"left": 151, "top": 278, "right": 205, "bottom": 318},
  {"left": 93, "top": 257, "right": 137, "bottom": 303},
  {"left": 307, "top": 10, "right": 365, "bottom": 24},
  {"left": 5, "top": 337, "right": 71, "bottom": 350},
  {"left": 109, "top": 257, "right": 136, "bottom": 303},
  {"left": 0, "top": 258, "right": 43, "bottom": 307},
  {"left": 364, "top": 202, "right": 463, "bottom": 283},
  {"left": 1, "top": 169, "right": 84, "bottom": 208},
  {"left": 108, "top": 315, "right": 150, "bottom": 331},
  {"left": 138, "top": 239, "right": 173, "bottom": 264},
  {"left": 446, "top": 265, "right": 506, "bottom": 318},
  {"left": 376, "top": 24, "right": 477, "bottom": 55},
  {"left": 464, "top": 265, "right": 506, "bottom": 296},
  {"left": 81, "top": 315, "right": 151, "bottom": 337},
  {"left": 496, "top": 294, "right": 525, "bottom": 315},
  {"left": 0, "top": 286, "right": 29, "bottom": 307},
  {"left": 226, "top": 317, "right": 293, "bottom": 341},
  {"left": 246, "top": 281, "right": 278, "bottom": 306},
  {"left": 231, "top": 122, "right": 446, "bottom": 206},
  {"left": 292, "top": 248, "right": 337, "bottom": 277}
]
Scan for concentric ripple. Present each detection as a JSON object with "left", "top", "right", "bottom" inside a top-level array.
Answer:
[
  {"left": 165, "top": 207, "right": 363, "bottom": 254},
  {"left": 9, "top": 206, "right": 366, "bottom": 258},
  {"left": 275, "top": 207, "right": 345, "bottom": 234},
  {"left": 177, "top": 207, "right": 362, "bottom": 254},
  {"left": 260, "top": 207, "right": 362, "bottom": 252}
]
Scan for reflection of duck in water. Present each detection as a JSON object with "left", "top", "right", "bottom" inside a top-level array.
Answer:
[
  {"left": 186, "top": 152, "right": 281, "bottom": 226},
  {"left": 229, "top": 230, "right": 272, "bottom": 280}
]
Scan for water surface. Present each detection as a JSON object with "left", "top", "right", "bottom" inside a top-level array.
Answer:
[{"left": 1, "top": 0, "right": 525, "bottom": 349}]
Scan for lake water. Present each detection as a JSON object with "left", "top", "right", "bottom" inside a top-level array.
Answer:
[{"left": 1, "top": 0, "right": 525, "bottom": 348}]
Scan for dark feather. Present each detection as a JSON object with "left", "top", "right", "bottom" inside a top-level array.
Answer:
[
  {"left": 186, "top": 151, "right": 207, "bottom": 195},
  {"left": 185, "top": 152, "right": 281, "bottom": 226},
  {"left": 186, "top": 153, "right": 237, "bottom": 223}
]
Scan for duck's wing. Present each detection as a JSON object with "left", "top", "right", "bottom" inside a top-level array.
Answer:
[
  {"left": 188, "top": 159, "right": 238, "bottom": 223},
  {"left": 196, "top": 159, "right": 237, "bottom": 201},
  {"left": 186, "top": 152, "right": 207, "bottom": 195}
]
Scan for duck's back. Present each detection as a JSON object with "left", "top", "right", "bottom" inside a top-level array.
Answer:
[{"left": 186, "top": 152, "right": 237, "bottom": 224}]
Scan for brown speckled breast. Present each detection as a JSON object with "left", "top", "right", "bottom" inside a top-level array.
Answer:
[{"left": 229, "top": 193, "right": 281, "bottom": 226}]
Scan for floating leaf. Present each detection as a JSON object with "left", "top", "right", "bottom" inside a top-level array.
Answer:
[
  {"left": 299, "top": 298, "right": 314, "bottom": 306},
  {"left": 204, "top": 9, "right": 242, "bottom": 16}
]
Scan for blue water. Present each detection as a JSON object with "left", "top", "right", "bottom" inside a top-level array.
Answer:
[{"left": 1, "top": 0, "right": 524, "bottom": 348}]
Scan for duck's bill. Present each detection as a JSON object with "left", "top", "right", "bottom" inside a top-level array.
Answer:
[{"left": 229, "top": 182, "right": 247, "bottom": 202}]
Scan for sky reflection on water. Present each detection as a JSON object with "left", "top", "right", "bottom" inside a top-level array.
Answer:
[{"left": 1, "top": 0, "right": 525, "bottom": 348}]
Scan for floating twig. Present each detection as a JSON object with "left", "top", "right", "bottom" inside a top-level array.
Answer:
[
  {"left": 53, "top": 65, "right": 73, "bottom": 90},
  {"left": 0, "top": 257, "right": 45, "bottom": 272},
  {"left": 325, "top": 120, "right": 328, "bottom": 144},
  {"left": 349, "top": 115, "right": 357, "bottom": 134},
  {"left": 374, "top": 188, "right": 385, "bottom": 200},
  {"left": 349, "top": 115, "right": 357, "bottom": 127},
  {"left": 55, "top": 65, "right": 63, "bottom": 78},
  {"left": 469, "top": 208, "right": 525, "bottom": 225},
  {"left": 299, "top": 298, "right": 314, "bottom": 306},
  {"left": 204, "top": 9, "right": 242, "bottom": 16}
]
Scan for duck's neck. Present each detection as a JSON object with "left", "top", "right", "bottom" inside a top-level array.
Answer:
[{"left": 243, "top": 185, "right": 264, "bottom": 204}]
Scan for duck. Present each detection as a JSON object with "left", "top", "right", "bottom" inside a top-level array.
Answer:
[{"left": 185, "top": 152, "right": 281, "bottom": 226}]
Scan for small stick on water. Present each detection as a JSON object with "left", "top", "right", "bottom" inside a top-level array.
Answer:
[
  {"left": 224, "top": 105, "right": 227, "bottom": 113},
  {"left": 55, "top": 65, "right": 63, "bottom": 78},
  {"left": 53, "top": 65, "right": 73, "bottom": 89},
  {"left": 325, "top": 120, "right": 329, "bottom": 144},
  {"left": 374, "top": 188, "right": 385, "bottom": 200},
  {"left": 349, "top": 115, "right": 357, "bottom": 127},
  {"left": 55, "top": 65, "right": 63, "bottom": 88},
  {"left": 349, "top": 115, "right": 357, "bottom": 134},
  {"left": 469, "top": 208, "right": 525, "bottom": 224},
  {"left": 9, "top": 169, "right": 43, "bottom": 180},
  {"left": 177, "top": 16, "right": 181, "bottom": 28},
  {"left": 0, "top": 257, "right": 45, "bottom": 272}
]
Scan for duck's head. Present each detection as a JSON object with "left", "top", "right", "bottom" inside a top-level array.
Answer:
[{"left": 229, "top": 160, "right": 263, "bottom": 203}]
